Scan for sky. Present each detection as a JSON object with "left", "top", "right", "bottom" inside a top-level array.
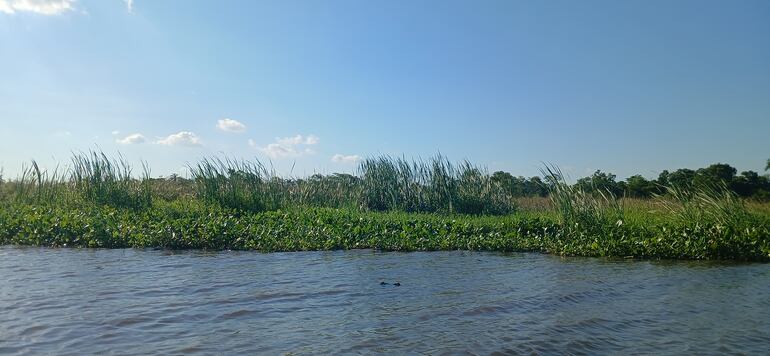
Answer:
[{"left": 1, "top": 0, "right": 768, "bottom": 180}]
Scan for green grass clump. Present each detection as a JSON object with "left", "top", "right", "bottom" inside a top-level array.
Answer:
[
  {"left": 188, "top": 157, "right": 273, "bottom": 212},
  {"left": 188, "top": 157, "right": 362, "bottom": 211},
  {"left": 71, "top": 151, "right": 152, "bottom": 209},
  {"left": 13, "top": 161, "right": 68, "bottom": 204},
  {"left": 294, "top": 173, "right": 361, "bottom": 209},
  {"left": 656, "top": 182, "right": 750, "bottom": 227},
  {"left": 541, "top": 165, "right": 624, "bottom": 229},
  {"left": 359, "top": 155, "right": 514, "bottom": 215},
  {"left": 9, "top": 152, "right": 151, "bottom": 210}
]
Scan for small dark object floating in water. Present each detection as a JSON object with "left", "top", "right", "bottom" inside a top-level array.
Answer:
[
  {"left": 380, "top": 281, "right": 389, "bottom": 285},
  {"left": 393, "top": 282, "right": 401, "bottom": 286}
]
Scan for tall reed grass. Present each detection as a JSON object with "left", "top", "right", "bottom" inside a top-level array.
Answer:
[
  {"left": 14, "top": 161, "right": 68, "bottom": 204},
  {"left": 6, "top": 151, "right": 152, "bottom": 209},
  {"left": 188, "top": 157, "right": 277, "bottom": 212},
  {"left": 185, "top": 154, "right": 515, "bottom": 214},
  {"left": 541, "top": 165, "right": 624, "bottom": 229},
  {"left": 655, "top": 182, "right": 750, "bottom": 226},
  {"left": 70, "top": 151, "right": 152, "bottom": 209},
  {"left": 359, "top": 155, "right": 514, "bottom": 215},
  {"left": 294, "top": 173, "right": 361, "bottom": 209}
]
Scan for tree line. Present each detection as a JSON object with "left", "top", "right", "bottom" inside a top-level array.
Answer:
[{"left": 491, "top": 160, "right": 770, "bottom": 200}]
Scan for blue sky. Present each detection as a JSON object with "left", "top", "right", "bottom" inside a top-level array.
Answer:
[{"left": 1, "top": 0, "right": 768, "bottom": 180}]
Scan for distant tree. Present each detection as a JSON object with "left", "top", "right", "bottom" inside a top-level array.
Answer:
[
  {"left": 625, "top": 175, "right": 655, "bottom": 198},
  {"left": 491, "top": 171, "right": 515, "bottom": 194},
  {"left": 510, "top": 176, "right": 527, "bottom": 196},
  {"left": 730, "top": 171, "right": 766, "bottom": 197},
  {"left": 667, "top": 168, "right": 696, "bottom": 188},
  {"left": 652, "top": 170, "right": 671, "bottom": 195},
  {"left": 490, "top": 171, "right": 548, "bottom": 197},
  {"left": 575, "top": 170, "right": 623, "bottom": 196},
  {"left": 694, "top": 163, "right": 736, "bottom": 188},
  {"left": 616, "top": 180, "right": 627, "bottom": 194},
  {"left": 525, "top": 176, "right": 549, "bottom": 197},
  {"left": 766, "top": 159, "right": 770, "bottom": 172}
]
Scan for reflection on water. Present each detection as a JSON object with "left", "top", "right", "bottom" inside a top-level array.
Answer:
[{"left": 0, "top": 247, "right": 768, "bottom": 354}]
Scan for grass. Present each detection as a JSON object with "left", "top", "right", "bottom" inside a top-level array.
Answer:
[
  {"left": 8, "top": 151, "right": 152, "bottom": 209},
  {"left": 0, "top": 151, "right": 768, "bottom": 261},
  {"left": 541, "top": 165, "right": 624, "bottom": 229},
  {"left": 359, "top": 155, "right": 514, "bottom": 215}
]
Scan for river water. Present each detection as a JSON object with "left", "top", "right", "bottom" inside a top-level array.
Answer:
[{"left": 0, "top": 247, "right": 768, "bottom": 355}]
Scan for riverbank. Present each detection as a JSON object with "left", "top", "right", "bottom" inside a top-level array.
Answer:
[
  {"left": 1, "top": 152, "right": 768, "bottom": 260},
  {"left": 1, "top": 200, "right": 768, "bottom": 261}
]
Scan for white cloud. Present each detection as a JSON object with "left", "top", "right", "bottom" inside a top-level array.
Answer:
[
  {"left": 331, "top": 154, "right": 361, "bottom": 164},
  {"left": 276, "top": 134, "right": 319, "bottom": 146},
  {"left": 251, "top": 134, "right": 319, "bottom": 159},
  {"left": 116, "top": 133, "right": 146, "bottom": 145},
  {"left": 216, "top": 118, "right": 246, "bottom": 133},
  {"left": 259, "top": 143, "right": 299, "bottom": 159},
  {"left": 53, "top": 130, "right": 71, "bottom": 137},
  {"left": 123, "top": 0, "right": 132, "bottom": 13},
  {"left": 304, "top": 135, "right": 320, "bottom": 145},
  {"left": 156, "top": 131, "right": 201, "bottom": 147},
  {"left": 111, "top": 130, "right": 120, "bottom": 136},
  {"left": 0, "top": 0, "right": 76, "bottom": 15}
]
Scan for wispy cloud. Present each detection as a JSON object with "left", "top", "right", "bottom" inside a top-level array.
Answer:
[
  {"left": 216, "top": 118, "right": 247, "bottom": 133},
  {"left": 156, "top": 131, "right": 202, "bottom": 147},
  {"left": 331, "top": 154, "right": 361, "bottom": 164},
  {"left": 116, "top": 133, "right": 146, "bottom": 145},
  {"left": 276, "top": 134, "right": 319, "bottom": 146},
  {"left": 250, "top": 134, "right": 319, "bottom": 159},
  {"left": 0, "top": 0, "right": 76, "bottom": 15},
  {"left": 123, "top": 0, "right": 132, "bottom": 13}
]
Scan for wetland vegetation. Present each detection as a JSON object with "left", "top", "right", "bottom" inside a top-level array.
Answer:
[{"left": 0, "top": 151, "right": 768, "bottom": 261}]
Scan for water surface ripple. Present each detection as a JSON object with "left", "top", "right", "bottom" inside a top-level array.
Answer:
[{"left": 1, "top": 247, "right": 768, "bottom": 354}]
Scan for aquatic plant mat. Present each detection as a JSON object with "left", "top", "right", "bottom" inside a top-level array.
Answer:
[{"left": 1, "top": 202, "right": 768, "bottom": 261}]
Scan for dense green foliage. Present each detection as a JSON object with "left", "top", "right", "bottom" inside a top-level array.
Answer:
[
  {"left": 0, "top": 152, "right": 769, "bottom": 260},
  {"left": 551, "top": 162, "right": 770, "bottom": 200},
  {"left": 0, "top": 201, "right": 767, "bottom": 260}
]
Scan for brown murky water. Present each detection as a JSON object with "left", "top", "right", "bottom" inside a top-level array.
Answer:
[{"left": 0, "top": 247, "right": 768, "bottom": 354}]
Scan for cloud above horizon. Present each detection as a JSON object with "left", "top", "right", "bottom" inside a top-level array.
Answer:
[
  {"left": 156, "top": 131, "right": 201, "bottom": 147},
  {"left": 116, "top": 133, "right": 146, "bottom": 145},
  {"left": 331, "top": 154, "right": 361, "bottom": 164},
  {"left": 123, "top": 0, "right": 132, "bottom": 13},
  {"left": 250, "top": 134, "right": 319, "bottom": 159},
  {"left": 216, "top": 118, "right": 247, "bottom": 133},
  {"left": 0, "top": 0, "right": 76, "bottom": 15},
  {"left": 276, "top": 134, "right": 319, "bottom": 146}
]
